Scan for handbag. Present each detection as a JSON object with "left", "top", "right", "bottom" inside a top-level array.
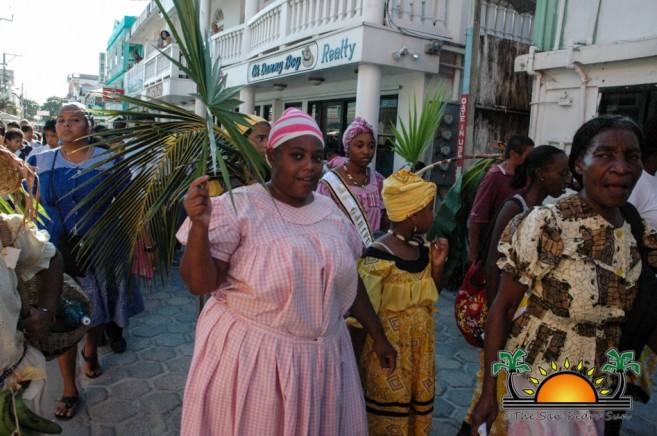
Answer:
[
  {"left": 455, "top": 197, "right": 525, "bottom": 347},
  {"left": 0, "top": 218, "right": 91, "bottom": 361},
  {"left": 49, "top": 149, "right": 90, "bottom": 277},
  {"left": 454, "top": 260, "right": 488, "bottom": 348}
]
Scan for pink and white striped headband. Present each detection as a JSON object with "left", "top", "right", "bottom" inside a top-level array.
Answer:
[{"left": 267, "top": 108, "right": 324, "bottom": 149}]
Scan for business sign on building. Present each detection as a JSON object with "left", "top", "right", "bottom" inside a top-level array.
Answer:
[
  {"left": 248, "top": 43, "right": 318, "bottom": 83},
  {"left": 247, "top": 32, "right": 361, "bottom": 83},
  {"left": 102, "top": 87, "right": 125, "bottom": 101}
]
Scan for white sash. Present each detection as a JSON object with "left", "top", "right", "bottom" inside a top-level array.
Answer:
[{"left": 321, "top": 171, "right": 374, "bottom": 246}]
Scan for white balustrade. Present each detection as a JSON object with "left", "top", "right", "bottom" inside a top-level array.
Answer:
[{"left": 480, "top": 0, "right": 533, "bottom": 43}]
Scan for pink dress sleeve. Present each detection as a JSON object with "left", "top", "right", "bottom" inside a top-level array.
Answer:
[{"left": 176, "top": 195, "right": 242, "bottom": 262}]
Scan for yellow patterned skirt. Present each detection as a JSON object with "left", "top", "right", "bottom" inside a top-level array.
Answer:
[{"left": 360, "top": 305, "right": 435, "bottom": 436}]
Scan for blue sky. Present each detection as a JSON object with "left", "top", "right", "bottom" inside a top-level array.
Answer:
[{"left": 0, "top": 0, "right": 149, "bottom": 105}]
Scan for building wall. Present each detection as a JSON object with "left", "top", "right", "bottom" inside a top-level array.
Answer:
[
  {"left": 474, "top": 35, "right": 533, "bottom": 154},
  {"left": 517, "top": 0, "right": 657, "bottom": 149}
]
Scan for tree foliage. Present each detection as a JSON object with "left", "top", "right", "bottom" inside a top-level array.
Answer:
[
  {"left": 22, "top": 99, "right": 40, "bottom": 121},
  {"left": 0, "top": 98, "right": 18, "bottom": 116},
  {"left": 40, "top": 97, "right": 68, "bottom": 119}
]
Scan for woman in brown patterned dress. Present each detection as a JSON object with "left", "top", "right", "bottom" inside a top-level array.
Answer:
[{"left": 471, "top": 115, "right": 657, "bottom": 435}]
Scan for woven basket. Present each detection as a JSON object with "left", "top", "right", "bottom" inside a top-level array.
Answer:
[{"left": 18, "top": 273, "right": 91, "bottom": 361}]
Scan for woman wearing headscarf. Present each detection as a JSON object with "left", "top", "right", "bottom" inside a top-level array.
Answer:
[
  {"left": 470, "top": 115, "right": 657, "bottom": 435},
  {"left": 176, "top": 108, "right": 396, "bottom": 436},
  {"left": 355, "top": 169, "right": 448, "bottom": 435},
  {"left": 317, "top": 117, "right": 387, "bottom": 247}
]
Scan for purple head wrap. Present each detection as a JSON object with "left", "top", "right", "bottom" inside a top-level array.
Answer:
[{"left": 342, "top": 117, "right": 374, "bottom": 151}]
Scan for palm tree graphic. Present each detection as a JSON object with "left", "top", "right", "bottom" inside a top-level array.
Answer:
[
  {"left": 492, "top": 349, "right": 532, "bottom": 399},
  {"left": 601, "top": 348, "right": 641, "bottom": 400}
]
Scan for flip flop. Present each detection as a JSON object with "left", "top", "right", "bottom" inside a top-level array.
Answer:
[
  {"left": 80, "top": 345, "right": 102, "bottom": 378},
  {"left": 55, "top": 396, "right": 79, "bottom": 420}
]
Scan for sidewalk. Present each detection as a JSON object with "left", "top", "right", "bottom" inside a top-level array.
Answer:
[{"left": 40, "top": 270, "right": 656, "bottom": 435}]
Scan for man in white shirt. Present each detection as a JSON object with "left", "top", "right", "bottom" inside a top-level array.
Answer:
[{"left": 629, "top": 118, "right": 657, "bottom": 228}]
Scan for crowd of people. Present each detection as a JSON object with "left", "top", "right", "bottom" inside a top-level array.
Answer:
[{"left": 2, "top": 106, "right": 657, "bottom": 436}]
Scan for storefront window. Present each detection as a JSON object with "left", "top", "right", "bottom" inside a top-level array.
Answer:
[{"left": 599, "top": 85, "right": 657, "bottom": 129}]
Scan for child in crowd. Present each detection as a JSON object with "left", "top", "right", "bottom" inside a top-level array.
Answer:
[
  {"left": 355, "top": 169, "right": 449, "bottom": 435},
  {"left": 4, "top": 128, "right": 25, "bottom": 155}
]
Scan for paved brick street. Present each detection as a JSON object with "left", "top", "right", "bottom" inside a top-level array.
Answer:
[{"left": 42, "top": 269, "right": 656, "bottom": 435}]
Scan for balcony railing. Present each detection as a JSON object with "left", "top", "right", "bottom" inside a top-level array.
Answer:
[
  {"left": 480, "top": 0, "right": 533, "bottom": 44},
  {"left": 212, "top": 0, "right": 532, "bottom": 67},
  {"left": 125, "top": 43, "right": 189, "bottom": 95}
]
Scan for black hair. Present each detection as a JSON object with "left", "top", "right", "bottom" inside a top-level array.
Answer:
[
  {"left": 6, "top": 121, "right": 20, "bottom": 130},
  {"left": 568, "top": 115, "right": 645, "bottom": 186},
  {"left": 503, "top": 135, "right": 534, "bottom": 160},
  {"left": 113, "top": 116, "right": 127, "bottom": 129},
  {"left": 0, "top": 120, "right": 5, "bottom": 136},
  {"left": 43, "top": 118, "right": 57, "bottom": 133},
  {"left": 510, "top": 145, "right": 566, "bottom": 189},
  {"left": 4, "top": 128, "right": 24, "bottom": 141}
]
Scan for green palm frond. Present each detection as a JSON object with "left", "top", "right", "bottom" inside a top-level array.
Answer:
[
  {"left": 428, "top": 157, "right": 499, "bottom": 290},
  {"left": 390, "top": 84, "right": 449, "bottom": 167},
  {"left": 64, "top": 0, "right": 267, "bottom": 283}
]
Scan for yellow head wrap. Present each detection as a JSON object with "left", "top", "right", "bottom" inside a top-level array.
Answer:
[
  {"left": 236, "top": 114, "right": 268, "bottom": 135},
  {"left": 382, "top": 169, "right": 437, "bottom": 222}
]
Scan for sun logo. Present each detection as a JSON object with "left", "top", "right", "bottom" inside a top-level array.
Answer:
[{"left": 494, "top": 348, "right": 640, "bottom": 411}]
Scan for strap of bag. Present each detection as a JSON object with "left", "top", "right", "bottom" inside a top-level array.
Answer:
[
  {"left": 320, "top": 170, "right": 375, "bottom": 246},
  {"left": 618, "top": 202, "right": 657, "bottom": 356}
]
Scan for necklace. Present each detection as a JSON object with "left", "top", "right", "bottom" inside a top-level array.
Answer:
[
  {"left": 62, "top": 146, "right": 92, "bottom": 162},
  {"left": 343, "top": 165, "right": 370, "bottom": 188},
  {"left": 387, "top": 230, "right": 429, "bottom": 247}
]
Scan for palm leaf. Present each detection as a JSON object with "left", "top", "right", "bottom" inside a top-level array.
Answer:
[
  {"left": 63, "top": 0, "right": 266, "bottom": 284},
  {"left": 390, "top": 85, "right": 449, "bottom": 167},
  {"left": 428, "top": 157, "right": 499, "bottom": 290}
]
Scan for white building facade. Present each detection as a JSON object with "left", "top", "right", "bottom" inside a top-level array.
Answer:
[
  {"left": 515, "top": 0, "right": 657, "bottom": 151},
  {"left": 120, "top": 0, "right": 533, "bottom": 179}
]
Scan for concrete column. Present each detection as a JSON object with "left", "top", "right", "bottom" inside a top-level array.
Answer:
[
  {"left": 355, "top": 63, "right": 382, "bottom": 169},
  {"left": 363, "top": 0, "right": 385, "bottom": 24},
  {"left": 239, "top": 86, "right": 256, "bottom": 114},
  {"left": 272, "top": 98, "right": 285, "bottom": 121},
  {"left": 244, "top": 0, "right": 259, "bottom": 20},
  {"left": 242, "top": 0, "right": 259, "bottom": 56},
  {"left": 355, "top": 63, "right": 382, "bottom": 135}
]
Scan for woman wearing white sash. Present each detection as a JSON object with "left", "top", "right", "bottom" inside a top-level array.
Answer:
[{"left": 317, "top": 117, "right": 388, "bottom": 246}]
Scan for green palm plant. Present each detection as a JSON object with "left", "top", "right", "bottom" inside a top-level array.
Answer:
[
  {"left": 492, "top": 349, "right": 532, "bottom": 399},
  {"left": 427, "top": 157, "right": 498, "bottom": 290},
  {"left": 389, "top": 85, "right": 449, "bottom": 168},
  {"left": 66, "top": 0, "right": 266, "bottom": 282}
]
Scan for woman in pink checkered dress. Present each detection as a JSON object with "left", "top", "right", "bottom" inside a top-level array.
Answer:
[{"left": 176, "top": 108, "right": 397, "bottom": 436}]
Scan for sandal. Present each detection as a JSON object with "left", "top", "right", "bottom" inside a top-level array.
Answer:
[
  {"left": 80, "top": 345, "right": 102, "bottom": 378},
  {"left": 55, "top": 396, "right": 79, "bottom": 420}
]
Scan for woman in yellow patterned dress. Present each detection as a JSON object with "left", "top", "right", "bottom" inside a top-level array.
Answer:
[{"left": 356, "top": 170, "right": 448, "bottom": 435}]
